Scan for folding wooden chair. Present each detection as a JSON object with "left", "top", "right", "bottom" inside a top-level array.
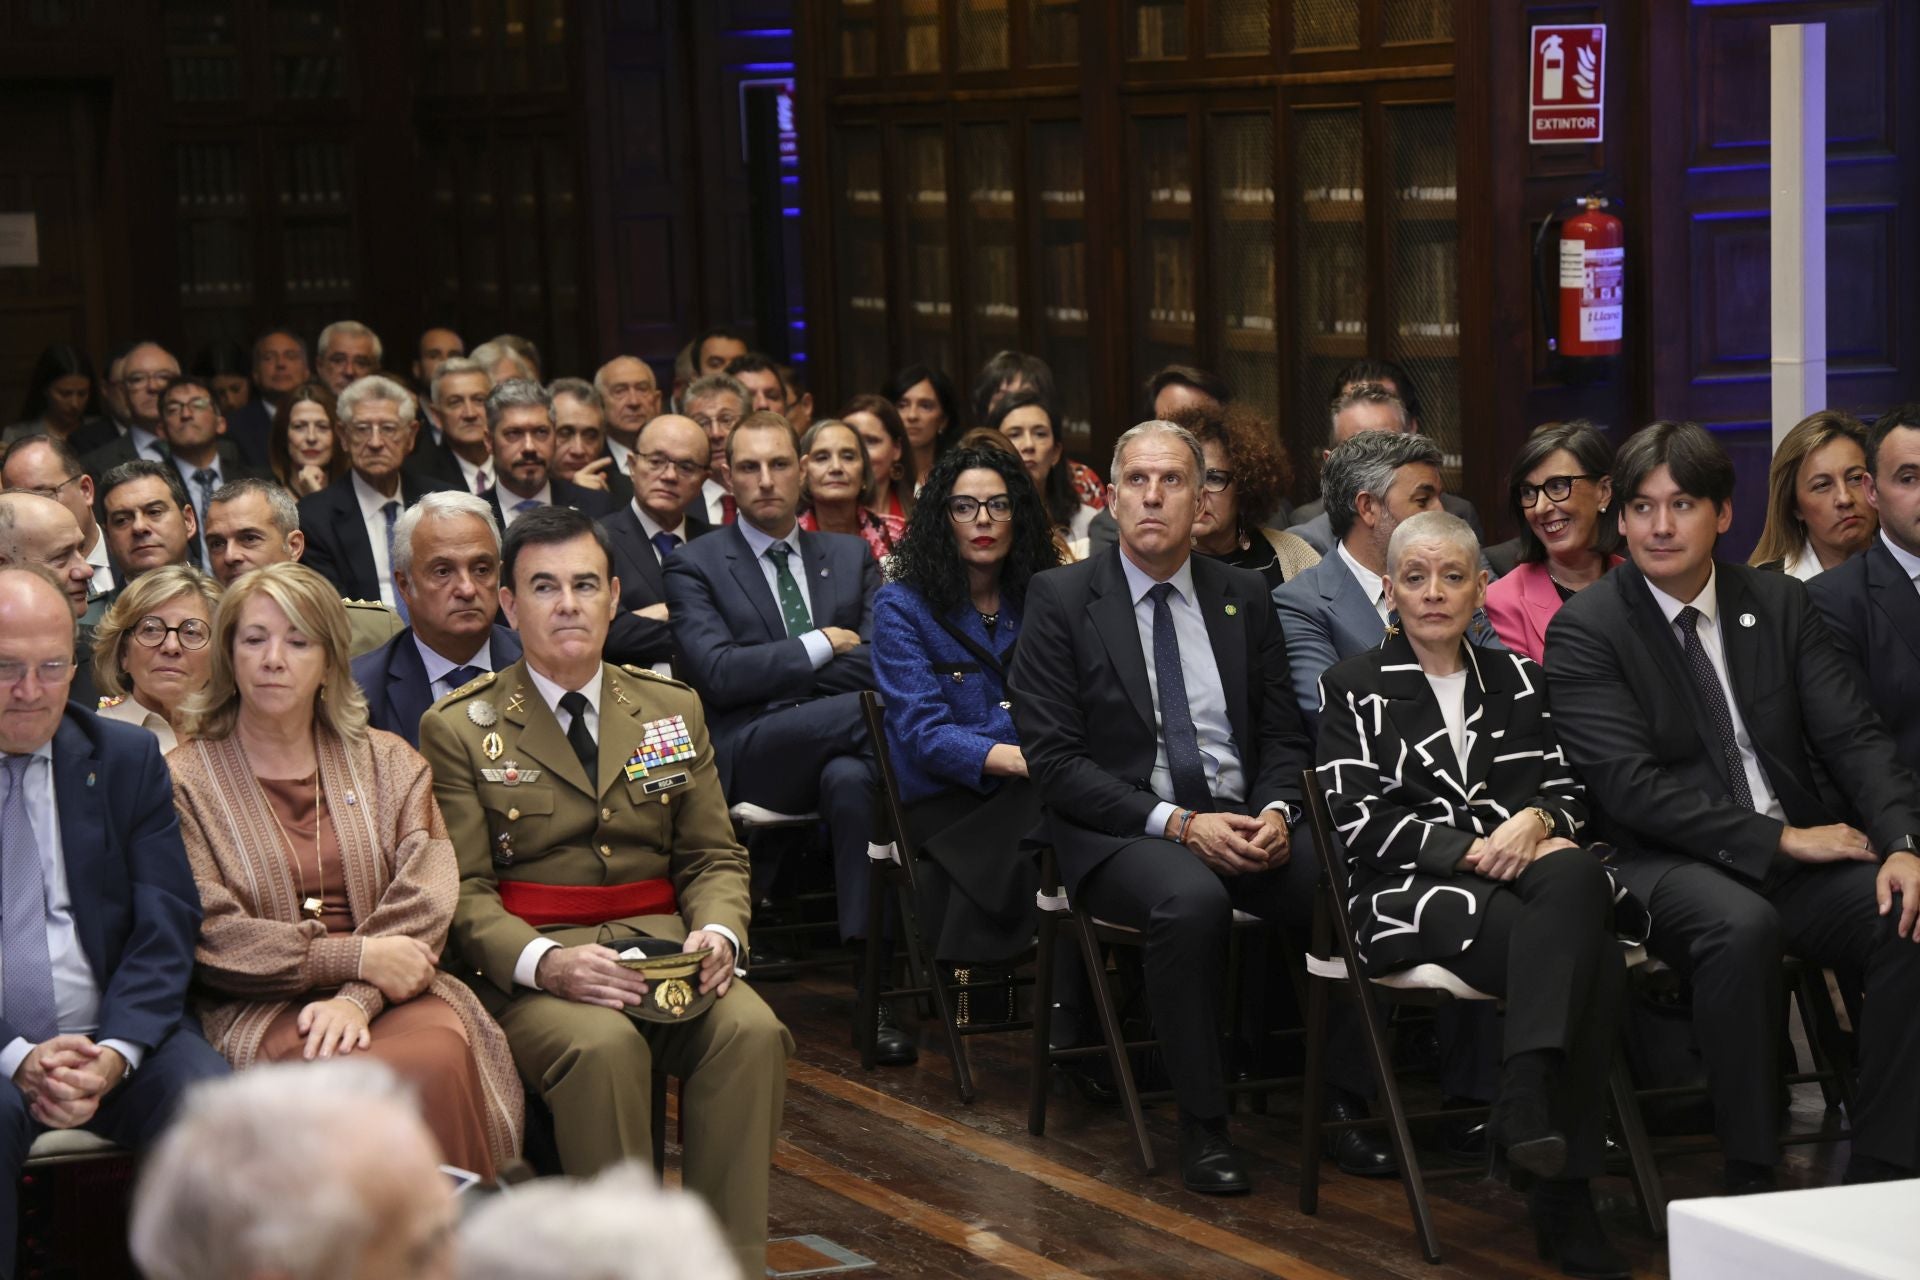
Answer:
[
  {"left": 858, "top": 690, "right": 1033, "bottom": 1102},
  {"left": 1297, "top": 768, "right": 1663, "bottom": 1262},
  {"left": 730, "top": 800, "right": 852, "bottom": 979}
]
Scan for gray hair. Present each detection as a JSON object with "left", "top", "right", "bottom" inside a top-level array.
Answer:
[
  {"left": 1108, "top": 419, "right": 1205, "bottom": 486},
  {"left": 392, "top": 490, "right": 501, "bottom": 579},
  {"left": 129, "top": 1061, "right": 423, "bottom": 1280},
  {"left": 1386, "top": 509, "right": 1481, "bottom": 574},
  {"left": 485, "top": 377, "right": 553, "bottom": 433},
  {"left": 207, "top": 477, "right": 299, "bottom": 536},
  {"left": 459, "top": 1163, "right": 741, "bottom": 1280},
  {"left": 1328, "top": 381, "right": 1409, "bottom": 446},
  {"left": 430, "top": 354, "right": 490, "bottom": 406},
  {"left": 679, "top": 372, "right": 749, "bottom": 416},
  {"left": 316, "top": 319, "right": 382, "bottom": 365},
  {"left": 336, "top": 374, "right": 417, "bottom": 427},
  {"left": 548, "top": 376, "right": 605, "bottom": 418},
  {"left": 1324, "top": 430, "right": 1443, "bottom": 539},
  {"left": 470, "top": 340, "right": 537, "bottom": 383}
]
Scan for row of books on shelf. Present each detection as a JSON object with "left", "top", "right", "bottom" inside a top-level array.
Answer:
[
  {"left": 176, "top": 222, "right": 251, "bottom": 298},
  {"left": 1222, "top": 242, "right": 1276, "bottom": 331},
  {"left": 1038, "top": 187, "right": 1085, "bottom": 206},
  {"left": 1044, "top": 242, "right": 1087, "bottom": 315},
  {"left": 1301, "top": 238, "right": 1367, "bottom": 336},
  {"left": 278, "top": 143, "right": 351, "bottom": 206},
  {"left": 168, "top": 53, "right": 243, "bottom": 104},
  {"left": 270, "top": 53, "right": 346, "bottom": 100},
  {"left": 176, "top": 145, "right": 248, "bottom": 210},
  {"left": 963, "top": 134, "right": 1015, "bottom": 193},
  {"left": 282, "top": 225, "right": 357, "bottom": 296},
  {"left": 1146, "top": 234, "right": 1195, "bottom": 319},
  {"left": 1132, "top": 1, "right": 1187, "bottom": 59},
  {"left": 970, "top": 246, "right": 1019, "bottom": 317},
  {"left": 906, "top": 140, "right": 947, "bottom": 203},
  {"left": 910, "top": 245, "right": 950, "bottom": 305},
  {"left": 1397, "top": 186, "right": 1458, "bottom": 203},
  {"left": 1395, "top": 240, "right": 1459, "bottom": 333},
  {"left": 902, "top": 6, "right": 942, "bottom": 72},
  {"left": 840, "top": 29, "right": 878, "bottom": 76},
  {"left": 957, "top": 10, "right": 1009, "bottom": 70}
]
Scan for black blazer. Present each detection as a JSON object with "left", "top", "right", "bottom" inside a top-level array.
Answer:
[
  {"left": 1007, "top": 547, "right": 1312, "bottom": 893},
  {"left": 1316, "top": 633, "right": 1644, "bottom": 972},
  {"left": 408, "top": 432, "right": 472, "bottom": 491},
  {"left": 1807, "top": 538, "right": 1920, "bottom": 775},
  {"left": 296, "top": 467, "right": 456, "bottom": 602},
  {"left": 601, "top": 504, "right": 712, "bottom": 668},
  {"left": 350, "top": 623, "right": 523, "bottom": 749},
  {"left": 1543, "top": 559, "right": 1920, "bottom": 899},
  {"left": 481, "top": 477, "right": 621, "bottom": 531}
]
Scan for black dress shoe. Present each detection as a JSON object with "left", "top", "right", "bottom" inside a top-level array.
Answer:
[
  {"left": 1179, "top": 1116, "right": 1253, "bottom": 1195},
  {"left": 1438, "top": 1099, "right": 1490, "bottom": 1165},
  {"left": 1721, "top": 1158, "right": 1778, "bottom": 1196},
  {"left": 1323, "top": 1091, "right": 1398, "bottom": 1177},
  {"left": 1491, "top": 1081, "right": 1567, "bottom": 1180},
  {"left": 747, "top": 944, "right": 793, "bottom": 977},
  {"left": 866, "top": 1001, "right": 918, "bottom": 1067},
  {"left": 1530, "top": 1179, "right": 1629, "bottom": 1280},
  {"left": 1053, "top": 1057, "right": 1120, "bottom": 1106}
]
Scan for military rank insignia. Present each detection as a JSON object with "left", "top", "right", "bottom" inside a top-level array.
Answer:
[{"left": 626, "top": 715, "right": 696, "bottom": 780}]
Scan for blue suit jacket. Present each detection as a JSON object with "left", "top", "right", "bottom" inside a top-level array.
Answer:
[
  {"left": 1273, "top": 549, "right": 1505, "bottom": 731},
  {"left": 664, "top": 522, "right": 879, "bottom": 788},
  {"left": 872, "top": 583, "right": 1020, "bottom": 805},
  {"left": 0, "top": 706, "right": 204, "bottom": 1054},
  {"left": 351, "top": 624, "right": 523, "bottom": 749}
]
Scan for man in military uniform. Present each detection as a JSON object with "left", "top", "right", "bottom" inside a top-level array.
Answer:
[{"left": 419, "top": 505, "right": 790, "bottom": 1273}]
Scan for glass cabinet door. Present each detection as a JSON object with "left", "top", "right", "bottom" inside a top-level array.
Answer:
[
  {"left": 1206, "top": 111, "right": 1277, "bottom": 421},
  {"left": 1286, "top": 104, "right": 1366, "bottom": 470},
  {"left": 1031, "top": 119, "right": 1091, "bottom": 452},
  {"left": 834, "top": 127, "right": 891, "bottom": 398},
  {"left": 899, "top": 0, "right": 944, "bottom": 74},
  {"left": 898, "top": 125, "right": 956, "bottom": 373},
  {"left": 838, "top": 0, "right": 879, "bottom": 76},
  {"left": 958, "top": 124, "right": 1020, "bottom": 383},
  {"left": 1385, "top": 100, "right": 1461, "bottom": 487},
  {"left": 1133, "top": 115, "right": 1197, "bottom": 390},
  {"left": 1028, "top": 0, "right": 1079, "bottom": 66},
  {"left": 1129, "top": 0, "right": 1187, "bottom": 59},
  {"left": 957, "top": 0, "right": 1010, "bottom": 71}
]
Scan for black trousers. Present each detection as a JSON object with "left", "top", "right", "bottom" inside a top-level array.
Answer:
[
  {"left": 1075, "top": 826, "right": 1369, "bottom": 1121},
  {"left": 729, "top": 692, "right": 879, "bottom": 941},
  {"left": 1643, "top": 857, "right": 1920, "bottom": 1168},
  {"left": 1442, "top": 851, "right": 1628, "bottom": 1179}
]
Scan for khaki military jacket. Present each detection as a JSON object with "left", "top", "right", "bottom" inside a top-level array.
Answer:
[{"left": 418, "top": 657, "right": 751, "bottom": 998}]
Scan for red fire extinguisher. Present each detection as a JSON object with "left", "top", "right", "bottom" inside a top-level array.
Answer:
[{"left": 1534, "top": 193, "right": 1625, "bottom": 369}]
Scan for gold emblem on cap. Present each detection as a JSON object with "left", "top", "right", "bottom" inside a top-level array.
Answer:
[
  {"left": 654, "top": 978, "right": 694, "bottom": 1017},
  {"left": 467, "top": 700, "right": 499, "bottom": 728},
  {"left": 482, "top": 730, "right": 504, "bottom": 761}
]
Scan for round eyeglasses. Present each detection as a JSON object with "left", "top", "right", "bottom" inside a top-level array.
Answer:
[{"left": 132, "top": 616, "right": 211, "bottom": 650}]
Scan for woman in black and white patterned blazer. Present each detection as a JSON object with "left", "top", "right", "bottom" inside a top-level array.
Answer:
[{"left": 1315, "top": 510, "right": 1646, "bottom": 1280}]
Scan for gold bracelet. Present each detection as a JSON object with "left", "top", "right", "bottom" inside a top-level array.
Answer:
[{"left": 1531, "top": 806, "right": 1555, "bottom": 836}]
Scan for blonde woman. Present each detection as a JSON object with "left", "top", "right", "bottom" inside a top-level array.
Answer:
[
  {"left": 1749, "top": 409, "right": 1875, "bottom": 579},
  {"left": 91, "top": 565, "right": 223, "bottom": 752},
  {"left": 169, "top": 562, "right": 521, "bottom": 1176}
]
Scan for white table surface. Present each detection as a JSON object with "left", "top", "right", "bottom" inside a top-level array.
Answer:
[{"left": 1668, "top": 1181, "right": 1920, "bottom": 1280}]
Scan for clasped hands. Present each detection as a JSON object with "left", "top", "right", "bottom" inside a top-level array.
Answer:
[
  {"left": 1458, "top": 809, "right": 1579, "bottom": 882},
  {"left": 535, "top": 929, "right": 739, "bottom": 1009},
  {"left": 12, "top": 1036, "right": 127, "bottom": 1129},
  {"left": 1165, "top": 807, "right": 1291, "bottom": 876}
]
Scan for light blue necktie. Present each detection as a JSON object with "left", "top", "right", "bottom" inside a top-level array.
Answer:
[
  {"left": 382, "top": 500, "right": 409, "bottom": 624},
  {"left": 1, "top": 755, "right": 60, "bottom": 1043}
]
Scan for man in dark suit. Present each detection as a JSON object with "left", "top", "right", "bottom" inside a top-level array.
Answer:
[
  {"left": 409, "top": 356, "right": 493, "bottom": 495},
  {"left": 352, "top": 492, "right": 522, "bottom": 748},
  {"left": 81, "top": 342, "right": 177, "bottom": 479},
  {"left": 297, "top": 374, "right": 455, "bottom": 610},
  {"left": 223, "top": 327, "right": 311, "bottom": 467},
  {"left": 480, "top": 379, "right": 619, "bottom": 533},
  {"left": 1546, "top": 419, "right": 1920, "bottom": 1192},
  {"left": 665, "top": 412, "right": 891, "bottom": 1056},
  {"left": 550, "top": 378, "right": 633, "bottom": 507},
  {"left": 1010, "top": 420, "right": 1373, "bottom": 1195},
  {"left": 603, "top": 414, "right": 712, "bottom": 672},
  {"left": 0, "top": 565, "right": 228, "bottom": 1266},
  {"left": 155, "top": 376, "right": 269, "bottom": 555},
  {"left": 1809, "top": 404, "right": 1920, "bottom": 774}
]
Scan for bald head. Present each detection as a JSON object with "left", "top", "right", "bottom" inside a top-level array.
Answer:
[
  {"left": 0, "top": 566, "right": 80, "bottom": 754},
  {"left": 0, "top": 492, "right": 92, "bottom": 619},
  {"left": 631, "top": 414, "right": 712, "bottom": 527},
  {"left": 594, "top": 355, "right": 661, "bottom": 446}
]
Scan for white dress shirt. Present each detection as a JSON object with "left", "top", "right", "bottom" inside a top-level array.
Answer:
[
  {"left": 1781, "top": 544, "right": 1823, "bottom": 582},
  {"left": 606, "top": 436, "right": 633, "bottom": 475},
  {"left": 127, "top": 424, "right": 167, "bottom": 463},
  {"left": 633, "top": 504, "right": 690, "bottom": 563},
  {"left": 1645, "top": 568, "right": 1786, "bottom": 823},
  {"left": 0, "top": 745, "right": 143, "bottom": 1079},
  {"left": 414, "top": 635, "right": 496, "bottom": 702},
  {"left": 453, "top": 452, "right": 495, "bottom": 497},
  {"left": 1116, "top": 553, "right": 1250, "bottom": 837},
  {"left": 701, "top": 478, "right": 729, "bottom": 526},
  {"left": 84, "top": 526, "right": 114, "bottom": 600},
  {"left": 499, "top": 481, "right": 553, "bottom": 529},
  {"left": 509, "top": 667, "right": 743, "bottom": 986},
  {"left": 734, "top": 520, "right": 833, "bottom": 670},
  {"left": 351, "top": 470, "right": 406, "bottom": 608},
  {"left": 1881, "top": 529, "right": 1920, "bottom": 585},
  {"left": 1338, "top": 540, "right": 1392, "bottom": 622}
]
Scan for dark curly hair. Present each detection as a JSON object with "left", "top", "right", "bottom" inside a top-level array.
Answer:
[
  {"left": 1165, "top": 403, "right": 1294, "bottom": 535},
  {"left": 887, "top": 446, "right": 1058, "bottom": 615}
]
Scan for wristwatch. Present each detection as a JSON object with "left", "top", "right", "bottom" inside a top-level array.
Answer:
[
  {"left": 1530, "top": 806, "right": 1556, "bottom": 837},
  {"left": 1886, "top": 835, "right": 1918, "bottom": 856}
]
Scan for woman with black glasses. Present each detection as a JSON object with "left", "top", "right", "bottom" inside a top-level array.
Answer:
[
  {"left": 90, "top": 564, "right": 224, "bottom": 752},
  {"left": 1484, "top": 421, "right": 1622, "bottom": 664},
  {"left": 872, "top": 445, "right": 1060, "bottom": 967}
]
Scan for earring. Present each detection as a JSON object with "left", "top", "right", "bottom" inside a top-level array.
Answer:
[{"left": 318, "top": 682, "right": 327, "bottom": 702}]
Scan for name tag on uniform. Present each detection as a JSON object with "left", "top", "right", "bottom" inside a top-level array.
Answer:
[{"left": 642, "top": 772, "right": 691, "bottom": 795}]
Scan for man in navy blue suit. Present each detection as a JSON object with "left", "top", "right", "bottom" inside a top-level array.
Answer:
[
  {"left": 0, "top": 565, "right": 225, "bottom": 1271},
  {"left": 664, "top": 413, "right": 897, "bottom": 1058},
  {"left": 480, "top": 379, "right": 619, "bottom": 534},
  {"left": 351, "top": 492, "right": 522, "bottom": 749}
]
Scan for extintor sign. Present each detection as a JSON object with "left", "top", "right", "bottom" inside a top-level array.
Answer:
[{"left": 1529, "top": 25, "right": 1606, "bottom": 144}]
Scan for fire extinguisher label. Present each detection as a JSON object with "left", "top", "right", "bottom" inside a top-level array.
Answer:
[
  {"left": 1558, "top": 238, "right": 1586, "bottom": 288},
  {"left": 1581, "top": 245, "right": 1624, "bottom": 342}
]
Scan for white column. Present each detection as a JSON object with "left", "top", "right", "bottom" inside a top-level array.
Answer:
[{"left": 1770, "top": 23, "right": 1826, "bottom": 450}]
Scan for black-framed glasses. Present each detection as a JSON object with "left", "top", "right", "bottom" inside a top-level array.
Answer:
[
  {"left": 132, "top": 616, "right": 211, "bottom": 650},
  {"left": 1517, "top": 473, "right": 1599, "bottom": 507},
  {"left": 1201, "top": 468, "right": 1232, "bottom": 493},
  {"left": 946, "top": 495, "right": 1014, "bottom": 522}
]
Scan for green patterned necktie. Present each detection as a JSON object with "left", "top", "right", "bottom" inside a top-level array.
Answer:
[{"left": 765, "top": 542, "right": 813, "bottom": 637}]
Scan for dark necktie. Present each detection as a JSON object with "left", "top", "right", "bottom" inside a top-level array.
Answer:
[
  {"left": 1, "top": 756, "right": 60, "bottom": 1043},
  {"left": 381, "top": 500, "right": 408, "bottom": 623},
  {"left": 721, "top": 493, "right": 738, "bottom": 524},
  {"left": 443, "top": 664, "right": 482, "bottom": 697},
  {"left": 191, "top": 467, "right": 217, "bottom": 523},
  {"left": 1674, "top": 606, "right": 1756, "bottom": 810},
  {"left": 1147, "top": 582, "right": 1213, "bottom": 814},
  {"left": 558, "top": 690, "right": 597, "bottom": 778},
  {"left": 651, "top": 531, "right": 682, "bottom": 563},
  {"left": 765, "top": 543, "right": 812, "bottom": 638}
]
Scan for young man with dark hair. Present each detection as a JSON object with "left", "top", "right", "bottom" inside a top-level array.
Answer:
[
  {"left": 1546, "top": 418, "right": 1920, "bottom": 1192},
  {"left": 693, "top": 327, "right": 750, "bottom": 377},
  {"left": 722, "top": 353, "right": 791, "bottom": 418}
]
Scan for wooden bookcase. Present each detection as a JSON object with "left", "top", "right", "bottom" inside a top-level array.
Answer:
[{"left": 798, "top": 0, "right": 1471, "bottom": 497}]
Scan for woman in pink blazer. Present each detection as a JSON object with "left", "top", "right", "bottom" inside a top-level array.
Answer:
[{"left": 1485, "top": 421, "right": 1623, "bottom": 663}]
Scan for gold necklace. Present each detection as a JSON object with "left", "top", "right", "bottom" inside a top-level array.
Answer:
[{"left": 263, "top": 770, "right": 327, "bottom": 921}]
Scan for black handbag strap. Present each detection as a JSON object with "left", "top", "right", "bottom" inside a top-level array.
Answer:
[{"left": 931, "top": 610, "right": 1015, "bottom": 681}]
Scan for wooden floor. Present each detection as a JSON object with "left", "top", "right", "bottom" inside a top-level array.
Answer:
[{"left": 741, "top": 964, "right": 1852, "bottom": 1280}]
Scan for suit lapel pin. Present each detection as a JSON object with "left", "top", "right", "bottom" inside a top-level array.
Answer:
[
  {"left": 1739, "top": 613, "right": 1756, "bottom": 628},
  {"left": 818, "top": 567, "right": 829, "bottom": 578},
  {"left": 1224, "top": 604, "right": 1238, "bottom": 616},
  {"left": 86, "top": 772, "right": 95, "bottom": 787}
]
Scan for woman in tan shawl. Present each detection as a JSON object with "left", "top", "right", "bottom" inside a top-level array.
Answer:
[{"left": 169, "top": 562, "right": 521, "bottom": 1176}]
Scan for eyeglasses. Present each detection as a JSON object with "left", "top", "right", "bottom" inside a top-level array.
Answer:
[
  {"left": 162, "top": 396, "right": 213, "bottom": 418},
  {"left": 20, "top": 475, "right": 82, "bottom": 501},
  {"left": 1202, "top": 469, "right": 1232, "bottom": 493},
  {"left": 689, "top": 411, "right": 742, "bottom": 433},
  {"left": 0, "top": 657, "right": 74, "bottom": 687},
  {"left": 1517, "top": 473, "right": 1599, "bottom": 507},
  {"left": 345, "top": 421, "right": 407, "bottom": 441},
  {"left": 119, "top": 372, "right": 174, "bottom": 389},
  {"left": 946, "top": 495, "right": 1014, "bottom": 522},
  {"left": 132, "top": 616, "right": 211, "bottom": 650},
  {"left": 637, "top": 452, "right": 708, "bottom": 480}
]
